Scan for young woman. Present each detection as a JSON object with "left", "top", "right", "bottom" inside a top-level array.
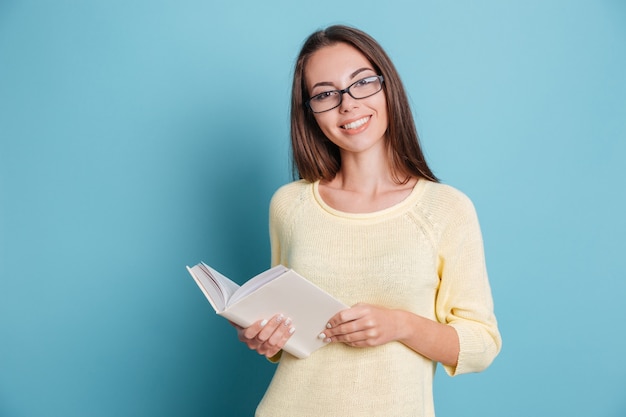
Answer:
[{"left": 234, "top": 25, "right": 501, "bottom": 417}]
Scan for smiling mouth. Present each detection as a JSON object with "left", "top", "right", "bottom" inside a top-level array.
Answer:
[{"left": 341, "top": 116, "right": 370, "bottom": 130}]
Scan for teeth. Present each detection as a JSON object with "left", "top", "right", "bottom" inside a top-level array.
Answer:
[{"left": 342, "top": 117, "right": 369, "bottom": 130}]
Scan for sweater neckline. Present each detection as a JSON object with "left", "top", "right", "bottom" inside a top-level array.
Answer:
[{"left": 311, "top": 179, "right": 427, "bottom": 219}]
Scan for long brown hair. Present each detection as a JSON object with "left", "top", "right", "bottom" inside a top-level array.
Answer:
[{"left": 290, "top": 25, "right": 438, "bottom": 183}]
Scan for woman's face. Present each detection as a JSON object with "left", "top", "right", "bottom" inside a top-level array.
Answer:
[{"left": 304, "top": 42, "right": 389, "bottom": 156}]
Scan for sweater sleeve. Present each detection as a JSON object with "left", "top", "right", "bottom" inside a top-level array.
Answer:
[
  {"left": 268, "top": 181, "right": 293, "bottom": 268},
  {"left": 435, "top": 192, "right": 501, "bottom": 376},
  {"left": 269, "top": 197, "right": 281, "bottom": 268}
]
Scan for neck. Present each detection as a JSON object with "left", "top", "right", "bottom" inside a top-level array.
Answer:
[{"left": 327, "top": 155, "right": 409, "bottom": 193}]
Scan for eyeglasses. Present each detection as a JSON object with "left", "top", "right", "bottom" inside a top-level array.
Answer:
[{"left": 305, "top": 75, "right": 384, "bottom": 113}]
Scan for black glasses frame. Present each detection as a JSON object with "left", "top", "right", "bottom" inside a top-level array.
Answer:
[{"left": 305, "top": 75, "right": 385, "bottom": 113}]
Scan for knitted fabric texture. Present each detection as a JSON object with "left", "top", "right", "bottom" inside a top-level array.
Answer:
[{"left": 255, "top": 179, "right": 501, "bottom": 417}]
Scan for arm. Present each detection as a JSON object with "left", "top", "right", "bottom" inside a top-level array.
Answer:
[
  {"left": 434, "top": 194, "right": 501, "bottom": 375},
  {"left": 322, "top": 304, "right": 459, "bottom": 367},
  {"left": 323, "top": 192, "right": 500, "bottom": 373}
]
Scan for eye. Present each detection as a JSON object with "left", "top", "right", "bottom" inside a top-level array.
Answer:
[
  {"left": 353, "top": 76, "right": 378, "bottom": 88},
  {"left": 311, "top": 91, "right": 339, "bottom": 102}
]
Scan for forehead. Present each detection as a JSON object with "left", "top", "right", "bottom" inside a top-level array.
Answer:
[{"left": 304, "top": 42, "right": 373, "bottom": 86}]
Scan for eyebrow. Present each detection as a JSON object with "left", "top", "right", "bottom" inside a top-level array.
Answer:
[{"left": 311, "top": 67, "right": 375, "bottom": 91}]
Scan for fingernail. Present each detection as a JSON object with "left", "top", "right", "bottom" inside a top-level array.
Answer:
[
  {"left": 324, "top": 337, "right": 331, "bottom": 343},
  {"left": 317, "top": 332, "right": 326, "bottom": 339},
  {"left": 326, "top": 323, "right": 332, "bottom": 329},
  {"left": 283, "top": 318, "right": 292, "bottom": 327},
  {"left": 260, "top": 319, "right": 268, "bottom": 327},
  {"left": 288, "top": 327, "right": 296, "bottom": 334},
  {"left": 276, "top": 314, "right": 284, "bottom": 323}
]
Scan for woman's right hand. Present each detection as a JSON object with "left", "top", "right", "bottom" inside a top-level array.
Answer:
[{"left": 231, "top": 314, "right": 295, "bottom": 358}]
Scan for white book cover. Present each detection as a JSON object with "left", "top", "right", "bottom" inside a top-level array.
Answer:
[{"left": 186, "top": 262, "right": 348, "bottom": 359}]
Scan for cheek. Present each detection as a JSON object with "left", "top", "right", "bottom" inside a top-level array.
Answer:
[
  {"left": 376, "top": 96, "right": 389, "bottom": 130},
  {"left": 381, "top": 108, "right": 389, "bottom": 131},
  {"left": 313, "top": 114, "right": 336, "bottom": 137},
  {"left": 377, "top": 92, "right": 388, "bottom": 115}
]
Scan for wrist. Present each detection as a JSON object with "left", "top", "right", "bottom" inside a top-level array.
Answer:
[{"left": 392, "top": 309, "right": 414, "bottom": 343}]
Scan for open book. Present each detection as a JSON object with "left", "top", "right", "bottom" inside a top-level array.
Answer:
[{"left": 186, "top": 262, "right": 348, "bottom": 359}]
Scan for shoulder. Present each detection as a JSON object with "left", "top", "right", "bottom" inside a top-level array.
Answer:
[
  {"left": 420, "top": 181, "right": 476, "bottom": 213},
  {"left": 269, "top": 180, "right": 314, "bottom": 236},
  {"left": 270, "top": 180, "right": 313, "bottom": 214},
  {"left": 412, "top": 181, "right": 481, "bottom": 235},
  {"left": 271, "top": 179, "right": 310, "bottom": 198},
  {"left": 270, "top": 179, "right": 311, "bottom": 204}
]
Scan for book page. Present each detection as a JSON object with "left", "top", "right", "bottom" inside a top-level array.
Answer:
[
  {"left": 187, "top": 263, "right": 241, "bottom": 312},
  {"left": 229, "top": 265, "right": 289, "bottom": 306},
  {"left": 198, "top": 263, "right": 240, "bottom": 304}
]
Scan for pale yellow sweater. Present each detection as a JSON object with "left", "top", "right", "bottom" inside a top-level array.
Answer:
[{"left": 256, "top": 179, "right": 501, "bottom": 417}]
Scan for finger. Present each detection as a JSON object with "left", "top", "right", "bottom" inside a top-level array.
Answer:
[
  {"left": 320, "top": 321, "right": 351, "bottom": 341},
  {"left": 325, "top": 316, "right": 371, "bottom": 338},
  {"left": 241, "top": 318, "right": 271, "bottom": 340},
  {"left": 333, "top": 329, "right": 381, "bottom": 347},
  {"left": 327, "top": 304, "right": 369, "bottom": 328},
  {"left": 267, "top": 317, "right": 296, "bottom": 346},
  {"left": 259, "top": 318, "right": 295, "bottom": 357},
  {"left": 256, "top": 314, "right": 287, "bottom": 342}
]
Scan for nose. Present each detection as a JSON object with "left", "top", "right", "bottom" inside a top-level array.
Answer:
[{"left": 338, "top": 90, "right": 358, "bottom": 112}]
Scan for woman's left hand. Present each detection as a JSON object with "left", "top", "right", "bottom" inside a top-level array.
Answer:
[{"left": 320, "top": 303, "right": 401, "bottom": 348}]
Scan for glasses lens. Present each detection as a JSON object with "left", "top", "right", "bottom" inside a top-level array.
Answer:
[
  {"left": 308, "top": 91, "right": 341, "bottom": 113},
  {"left": 348, "top": 76, "right": 383, "bottom": 99}
]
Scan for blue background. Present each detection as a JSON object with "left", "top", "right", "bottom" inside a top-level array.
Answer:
[{"left": 1, "top": 1, "right": 625, "bottom": 416}]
